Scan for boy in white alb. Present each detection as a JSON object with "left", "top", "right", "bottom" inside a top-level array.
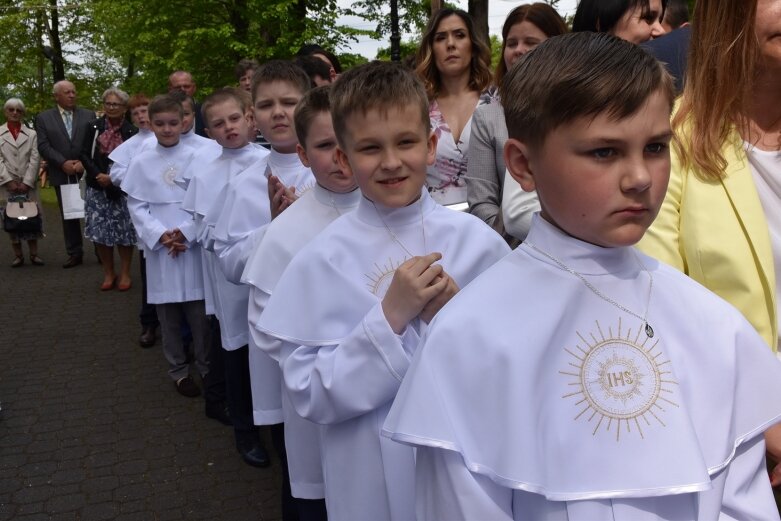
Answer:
[
  {"left": 210, "top": 60, "right": 315, "bottom": 286},
  {"left": 383, "top": 33, "right": 781, "bottom": 520},
  {"left": 245, "top": 85, "right": 360, "bottom": 520},
  {"left": 182, "top": 88, "right": 270, "bottom": 467},
  {"left": 123, "top": 94, "right": 210, "bottom": 398},
  {"left": 206, "top": 60, "right": 314, "bottom": 516},
  {"left": 181, "top": 87, "right": 271, "bottom": 467},
  {"left": 255, "top": 62, "right": 510, "bottom": 520}
]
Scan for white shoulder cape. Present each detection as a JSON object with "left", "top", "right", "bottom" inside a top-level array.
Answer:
[
  {"left": 255, "top": 189, "right": 511, "bottom": 346},
  {"left": 383, "top": 215, "right": 781, "bottom": 501},
  {"left": 242, "top": 184, "right": 361, "bottom": 291}
]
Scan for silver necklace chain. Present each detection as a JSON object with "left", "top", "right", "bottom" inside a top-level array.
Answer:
[
  {"left": 371, "top": 197, "right": 427, "bottom": 258},
  {"left": 525, "top": 242, "right": 655, "bottom": 338},
  {"left": 329, "top": 193, "right": 342, "bottom": 217}
]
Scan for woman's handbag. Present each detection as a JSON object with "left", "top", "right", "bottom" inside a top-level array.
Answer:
[{"left": 3, "top": 198, "right": 42, "bottom": 234}]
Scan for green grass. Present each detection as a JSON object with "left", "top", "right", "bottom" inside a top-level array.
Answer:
[{"left": 38, "top": 185, "right": 58, "bottom": 206}]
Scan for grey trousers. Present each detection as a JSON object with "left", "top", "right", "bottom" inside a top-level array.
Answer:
[{"left": 156, "top": 300, "right": 211, "bottom": 381}]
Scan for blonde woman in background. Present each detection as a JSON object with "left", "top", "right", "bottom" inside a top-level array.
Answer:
[{"left": 638, "top": 0, "right": 781, "bottom": 484}]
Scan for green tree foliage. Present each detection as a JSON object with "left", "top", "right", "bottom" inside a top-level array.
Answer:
[{"left": 0, "top": 0, "right": 368, "bottom": 116}]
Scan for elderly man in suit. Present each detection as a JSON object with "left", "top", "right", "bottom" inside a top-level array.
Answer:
[
  {"left": 36, "top": 80, "right": 96, "bottom": 268},
  {"left": 168, "top": 70, "right": 206, "bottom": 137}
]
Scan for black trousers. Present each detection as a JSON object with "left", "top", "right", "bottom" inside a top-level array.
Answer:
[
  {"left": 53, "top": 185, "right": 84, "bottom": 257},
  {"left": 138, "top": 253, "right": 159, "bottom": 329}
]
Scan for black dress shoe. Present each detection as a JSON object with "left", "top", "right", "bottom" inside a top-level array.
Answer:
[
  {"left": 62, "top": 255, "right": 83, "bottom": 269},
  {"left": 205, "top": 401, "right": 232, "bottom": 426},
  {"left": 239, "top": 444, "right": 271, "bottom": 468},
  {"left": 139, "top": 326, "right": 157, "bottom": 348},
  {"left": 175, "top": 376, "right": 201, "bottom": 398}
]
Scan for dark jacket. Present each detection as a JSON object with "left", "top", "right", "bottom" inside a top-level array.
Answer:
[
  {"left": 35, "top": 106, "right": 96, "bottom": 186},
  {"left": 81, "top": 116, "right": 137, "bottom": 199}
]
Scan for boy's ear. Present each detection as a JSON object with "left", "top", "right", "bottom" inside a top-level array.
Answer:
[
  {"left": 335, "top": 146, "right": 352, "bottom": 175},
  {"left": 204, "top": 127, "right": 212, "bottom": 139},
  {"left": 426, "top": 130, "right": 439, "bottom": 167},
  {"left": 504, "top": 138, "right": 537, "bottom": 193},
  {"left": 296, "top": 143, "right": 311, "bottom": 167}
]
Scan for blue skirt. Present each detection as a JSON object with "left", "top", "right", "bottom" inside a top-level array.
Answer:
[{"left": 84, "top": 186, "right": 137, "bottom": 246}]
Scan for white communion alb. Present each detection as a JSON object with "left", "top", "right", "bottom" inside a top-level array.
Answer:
[
  {"left": 383, "top": 215, "right": 781, "bottom": 520},
  {"left": 245, "top": 183, "right": 361, "bottom": 499},
  {"left": 255, "top": 188, "right": 510, "bottom": 520}
]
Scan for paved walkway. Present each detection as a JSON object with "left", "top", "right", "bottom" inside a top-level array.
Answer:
[{"left": 0, "top": 198, "right": 282, "bottom": 521}]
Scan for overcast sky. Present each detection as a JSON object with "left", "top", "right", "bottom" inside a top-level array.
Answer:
[{"left": 336, "top": 0, "right": 579, "bottom": 59}]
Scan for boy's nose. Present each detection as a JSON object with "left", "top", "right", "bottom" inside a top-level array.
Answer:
[
  {"left": 380, "top": 149, "right": 402, "bottom": 171},
  {"left": 621, "top": 159, "right": 652, "bottom": 192}
]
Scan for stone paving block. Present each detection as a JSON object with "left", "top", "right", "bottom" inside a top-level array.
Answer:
[
  {"left": 45, "top": 492, "right": 86, "bottom": 513},
  {"left": 80, "top": 501, "right": 119, "bottom": 520},
  {"left": 12, "top": 484, "right": 54, "bottom": 504}
]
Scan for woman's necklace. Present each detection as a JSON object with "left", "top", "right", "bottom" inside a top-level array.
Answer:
[
  {"left": 371, "top": 197, "right": 427, "bottom": 258},
  {"left": 525, "top": 242, "right": 655, "bottom": 338}
]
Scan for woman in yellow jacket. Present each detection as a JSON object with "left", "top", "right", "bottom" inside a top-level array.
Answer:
[{"left": 638, "top": 0, "right": 781, "bottom": 484}]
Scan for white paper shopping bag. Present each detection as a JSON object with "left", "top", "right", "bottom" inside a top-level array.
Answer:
[{"left": 61, "top": 181, "right": 85, "bottom": 220}]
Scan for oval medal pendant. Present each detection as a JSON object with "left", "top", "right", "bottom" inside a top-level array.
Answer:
[{"left": 645, "top": 322, "right": 654, "bottom": 338}]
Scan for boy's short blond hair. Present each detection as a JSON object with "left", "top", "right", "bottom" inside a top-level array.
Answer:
[
  {"left": 201, "top": 87, "right": 250, "bottom": 127},
  {"left": 330, "top": 61, "right": 430, "bottom": 148},
  {"left": 294, "top": 85, "right": 331, "bottom": 146},
  {"left": 501, "top": 32, "right": 675, "bottom": 149},
  {"left": 148, "top": 94, "right": 183, "bottom": 119},
  {"left": 250, "top": 60, "right": 311, "bottom": 103}
]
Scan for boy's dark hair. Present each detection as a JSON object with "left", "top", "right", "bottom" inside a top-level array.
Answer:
[
  {"left": 148, "top": 94, "right": 183, "bottom": 119},
  {"left": 294, "top": 85, "right": 331, "bottom": 146},
  {"left": 201, "top": 87, "right": 250, "bottom": 127},
  {"left": 297, "top": 44, "right": 343, "bottom": 74},
  {"left": 663, "top": 0, "right": 688, "bottom": 29},
  {"left": 572, "top": 0, "right": 668, "bottom": 34},
  {"left": 250, "top": 60, "right": 311, "bottom": 102},
  {"left": 501, "top": 32, "right": 675, "bottom": 148},
  {"left": 294, "top": 55, "right": 332, "bottom": 87},
  {"left": 168, "top": 89, "right": 194, "bottom": 112},
  {"left": 234, "top": 58, "right": 259, "bottom": 80},
  {"left": 330, "top": 61, "right": 429, "bottom": 148}
]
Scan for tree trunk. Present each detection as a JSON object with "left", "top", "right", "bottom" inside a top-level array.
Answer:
[
  {"left": 468, "top": 0, "right": 489, "bottom": 50},
  {"left": 46, "top": 0, "right": 65, "bottom": 81}
]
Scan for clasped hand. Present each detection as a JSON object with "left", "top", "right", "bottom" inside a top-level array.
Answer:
[
  {"left": 381, "top": 253, "right": 460, "bottom": 334},
  {"left": 160, "top": 228, "right": 187, "bottom": 257},
  {"left": 268, "top": 174, "right": 297, "bottom": 219}
]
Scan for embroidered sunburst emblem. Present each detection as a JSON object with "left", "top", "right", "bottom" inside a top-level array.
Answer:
[
  {"left": 364, "top": 258, "right": 403, "bottom": 297},
  {"left": 162, "top": 165, "right": 178, "bottom": 187},
  {"left": 560, "top": 318, "right": 678, "bottom": 441}
]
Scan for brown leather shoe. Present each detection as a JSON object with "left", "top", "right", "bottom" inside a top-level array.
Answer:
[
  {"left": 62, "top": 255, "right": 83, "bottom": 268},
  {"left": 175, "top": 376, "right": 201, "bottom": 398},
  {"left": 139, "top": 326, "right": 157, "bottom": 348}
]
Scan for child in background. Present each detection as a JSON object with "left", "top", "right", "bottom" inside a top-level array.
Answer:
[
  {"left": 123, "top": 95, "right": 211, "bottom": 399},
  {"left": 245, "top": 85, "right": 359, "bottom": 520},
  {"left": 383, "top": 32, "right": 781, "bottom": 520},
  {"left": 210, "top": 60, "right": 314, "bottom": 284},
  {"left": 206, "top": 59, "right": 314, "bottom": 519},
  {"left": 255, "top": 61, "right": 510, "bottom": 520},
  {"left": 181, "top": 87, "right": 271, "bottom": 467}
]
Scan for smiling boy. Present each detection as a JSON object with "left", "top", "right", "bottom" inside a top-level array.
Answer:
[
  {"left": 255, "top": 61, "right": 510, "bottom": 520},
  {"left": 383, "top": 32, "right": 781, "bottom": 520}
]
